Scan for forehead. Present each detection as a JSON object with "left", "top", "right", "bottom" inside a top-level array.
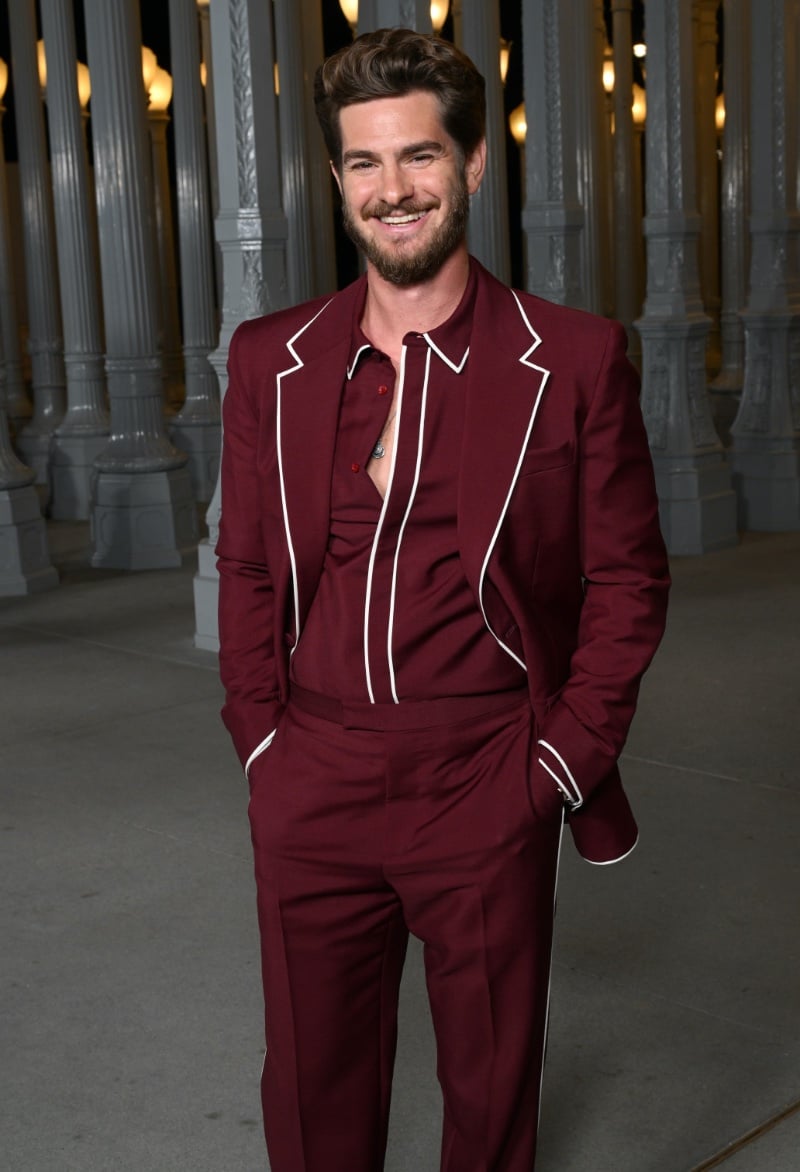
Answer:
[{"left": 338, "top": 91, "right": 450, "bottom": 153}]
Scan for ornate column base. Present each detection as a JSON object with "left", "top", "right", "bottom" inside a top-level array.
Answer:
[
  {"left": 638, "top": 316, "right": 739, "bottom": 555},
  {"left": 193, "top": 536, "right": 220, "bottom": 651},
  {"left": 652, "top": 450, "right": 739, "bottom": 555},
  {"left": 15, "top": 428, "right": 54, "bottom": 492},
  {"left": 168, "top": 418, "right": 221, "bottom": 504},
  {"left": 0, "top": 484, "right": 59, "bottom": 596},
  {"left": 49, "top": 433, "right": 111, "bottom": 521},
  {"left": 90, "top": 466, "right": 198, "bottom": 570},
  {"left": 730, "top": 441, "right": 800, "bottom": 531}
]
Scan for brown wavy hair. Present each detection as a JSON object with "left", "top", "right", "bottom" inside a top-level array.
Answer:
[{"left": 314, "top": 27, "right": 486, "bottom": 170}]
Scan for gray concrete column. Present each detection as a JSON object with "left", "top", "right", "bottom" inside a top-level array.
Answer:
[
  {"left": 167, "top": 0, "right": 221, "bottom": 505},
  {"left": 147, "top": 96, "right": 185, "bottom": 411},
  {"left": 592, "top": 0, "right": 614, "bottom": 318},
  {"left": 520, "top": 0, "right": 586, "bottom": 307},
  {"left": 84, "top": 0, "right": 196, "bottom": 569},
  {"left": 0, "top": 84, "right": 30, "bottom": 432},
  {"left": 39, "top": 0, "right": 110, "bottom": 522},
  {"left": 710, "top": 0, "right": 750, "bottom": 442},
  {"left": 571, "top": 0, "right": 608, "bottom": 315},
  {"left": 0, "top": 333, "right": 57, "bottom": 594},
  {"left": 357, "top": 0, "right": 433, "bottom": 31},
  {"left": 461, "top": 0, "right": 511, "bottom": 283},
  {"left": 730, "top": 0, "right": 800, "bottom": 531},
  {"left": 8, "top": 0, "right": 67, "bottom": 491},
  {"left": 300, "top": 0, "right": 337, "bottom": 296},
  {"left": 635, "top": 0, "right": 738, "bottom": 555},
  {"left": 693, "top": 0, "right": 722, "bottom": 371},
  {"left": 274, "top": 0, "right": 317, "bottom": 304},
  {"left": 611, "top": 0, "right": 644, "bottom": 359},
  {"left": 193, "top": 0, "right": 290, "bottom": 650}
]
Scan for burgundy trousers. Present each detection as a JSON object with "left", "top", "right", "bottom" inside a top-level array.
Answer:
[{"left": 247, "top": 688, "right": 563, "bottom": 1172}]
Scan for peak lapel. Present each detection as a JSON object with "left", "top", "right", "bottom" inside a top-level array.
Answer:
[
  {"left": 276, "top": 281, "right": 365, "bottom": 633},
  {"left": 458, "top": 271, "right": 551, "bottom": 602}
]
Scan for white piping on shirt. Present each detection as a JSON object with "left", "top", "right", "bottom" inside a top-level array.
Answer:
[
  {"left": 386, "top": 347, "right": 432, "bottom": 703},
  {"left": 363, "top": 346, "right": 407, "bottom": 704}
]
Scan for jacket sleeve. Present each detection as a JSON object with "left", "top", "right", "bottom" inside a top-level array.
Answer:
[
  {"left": 535, "top": 320, "right": 670, "bottom": 810},
  {"left": 216, "top": 323, "right": 284, "bottom": 779}
]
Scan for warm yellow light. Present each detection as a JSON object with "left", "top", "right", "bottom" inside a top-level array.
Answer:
[
  {"left": 631, "top": 83, "right": 646, "bottom": 126},
  {"left": 602, "top": 52, "right": 615, "bottom": 95},
  {"left": 339, "top": 0, "right": 448, "bottom": 33},
  {"left": 339, "top": 0, "right": 358, "bottom": 28},
  {"left": 200, "top": 61, "right": 207, "bottom": 87},
  {"left": 37, "top": 39, "right": 47, "bottom": 90},
  {"left": 0, "top": 58, "right": 8, "bottom": 103},
  {"left": 430, "top": 0, "right": 449, "bottom": 32},
  {"left": 509, "top": 101, "right": 526, "bottom": 148},
  {"left": 76, "top": 61, "right": 91, "bottom": 108},
  {"left": 274, "top": 62, "right": 280, "bottom": 97},
  {"left": 148, "top": 65, "right": 173, "bottom": 112},
  {"left": 715, "top": 92, "right": 726, "bottom": 133},
  {"left": 142, "top": 46, "right": 158, "bottom": 92},
  {"left": 499, "top": 38, "right": 512, "bottom": 86},
  {"left": 633, "top": 42, "right": 647, "bottom": 59}
]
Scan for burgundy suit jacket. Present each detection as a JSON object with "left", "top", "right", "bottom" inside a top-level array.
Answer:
[{"left": 217, "top": 260, "right": 670, "bottom": 865}]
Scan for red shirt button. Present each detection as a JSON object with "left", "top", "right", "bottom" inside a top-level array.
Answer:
[
  {"left": 351, "top": 462, "right": 360, "bottom": 473},
  {"left": 378, "top": 385, "right": 389, "bottom": 395}
]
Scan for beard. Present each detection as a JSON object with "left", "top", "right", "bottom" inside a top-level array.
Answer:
[{"left": 341, "top": 172, "right": 470, "bottom": 287}]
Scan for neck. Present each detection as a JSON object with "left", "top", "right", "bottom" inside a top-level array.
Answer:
[{"left": 360, "top": 247, "right": 470, "bottom": 363}]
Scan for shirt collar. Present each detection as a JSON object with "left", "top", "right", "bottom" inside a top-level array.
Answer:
[{"left": 347, "top": 258, "right": 476, "bottom": 379}]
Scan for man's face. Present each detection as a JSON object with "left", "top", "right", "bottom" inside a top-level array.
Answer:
[{"left": 334, "top": 91, "right": 485, "bottom": 287}]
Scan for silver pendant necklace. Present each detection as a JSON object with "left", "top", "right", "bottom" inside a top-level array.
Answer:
[{"left": 371, "top": 410, "right": 396, "bottom": 460}]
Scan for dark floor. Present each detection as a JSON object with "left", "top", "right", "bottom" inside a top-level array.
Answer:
[{"left": 2, "top": 524, "right": 799, "bottom": 1171}]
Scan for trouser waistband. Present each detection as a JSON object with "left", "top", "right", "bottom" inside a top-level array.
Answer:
[{"left": 288, "top": 684, "right": 529, "bottom": 732}]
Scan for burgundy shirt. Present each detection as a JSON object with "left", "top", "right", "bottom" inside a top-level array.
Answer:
[{"left": 290, "top": 262, "right": 526, "bottom": 703}]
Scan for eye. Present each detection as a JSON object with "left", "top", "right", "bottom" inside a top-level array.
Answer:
[
  {"left": 347, "top": 159, "right": 375, "bottom": 172},
  {"left": 409, "top": 152, "right": 434, "bottom": 165}
]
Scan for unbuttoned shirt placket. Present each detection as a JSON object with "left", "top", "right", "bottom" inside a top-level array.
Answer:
[{"left": 364, "top": 337, "right": 431, "bottom": 704}]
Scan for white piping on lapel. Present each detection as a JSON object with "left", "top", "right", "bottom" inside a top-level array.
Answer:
[
  {"left": 276, "top": 298, "right": 335, "bottom": 653},
  {"left": 477, "top": 289, "right": 551, "bottom": 670}
]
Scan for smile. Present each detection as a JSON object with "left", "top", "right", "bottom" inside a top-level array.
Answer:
[{"left": 378, "top": 211, "right": 428, "bottom": 225}]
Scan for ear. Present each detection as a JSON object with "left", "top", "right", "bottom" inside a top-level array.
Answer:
[
  {"left": 330, "top": 159, "right": 343, "bottom": 196},
  {"left": 464, "top": 138, "right": 487, "bottom": 196}
]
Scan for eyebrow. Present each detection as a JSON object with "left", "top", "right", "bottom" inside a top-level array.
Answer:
[{"left": 342, "top": 140, "right": 446, "bottom": 165}]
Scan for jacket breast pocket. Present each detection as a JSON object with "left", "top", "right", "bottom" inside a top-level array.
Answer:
[{"left": 518, "top": 439, "right": 575, "bottom": 478}]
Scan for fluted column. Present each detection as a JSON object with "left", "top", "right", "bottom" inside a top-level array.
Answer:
[
  {"left": 635, "top": 0, "right": 737, "bottom": 555},
  {"left": 710, "top": 0, "right": 750, "bottom": 440},
  {"left": 611, "top": 0, "right": 644, "bottom": 359},
  {"left": 0, "top": 91, "right": 30, "bottom": 432},
  {"left": 730, "top": 0, "right": 800, "bottom": 531},
  {"left": 694, "top": 0, "right": 722, "bottom": 370},
  {"left": 167, "top": 0, "right": 221, "bottom": 504},
  {"left": 39, "top": 0, "right": 109, "bottom": 522},
  {"left": 0, "top": 335, "right": 57, "bottom": 595},
  {"left": 274, "top": 0, "right": 316, "bottom": 304},
  {"left": 594, "top": 2, "right": 615, "bottom": 318},
  {"left": 193, "top": 0, "right": 290, "bottom": 649},
  {"left": 300, "top": 0, "right": 337, "bottom": 296},
  {"left": 521, "top": 0, "right": 586, "bottom": 307},
  {"left": 8, "top": 0, "right": 67, "bottom": 491},
  {"left": 571, "top": 0, "right": 608, "bottom": 314},
  {"left": 357, "top": 0, "right": 433, "bottom": 31},
  {"left": 460, "top": 0, "right": 511, "bottom": 282},
  {"left": 84, "top": 0, "right": 196, "bottom": 569},
  {"left": 148, "top": 104, "right": 185, "bottom": 410}
]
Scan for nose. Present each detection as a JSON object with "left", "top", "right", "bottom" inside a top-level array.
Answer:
[{"left": 378, "top": 160, "right": 413, "bottom": 207}]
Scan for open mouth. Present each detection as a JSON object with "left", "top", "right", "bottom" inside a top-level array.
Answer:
[{"left": 378, "top": 210, "right": 428, "bottom": 225}]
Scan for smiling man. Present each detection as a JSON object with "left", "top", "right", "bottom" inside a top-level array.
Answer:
[{"left": 217, "top": 27, "right": 670, "bottom": 1172}]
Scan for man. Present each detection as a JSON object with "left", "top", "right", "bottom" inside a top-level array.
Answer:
[{"left": 217, "top": 27, "right": 669, "bottom": 1172}]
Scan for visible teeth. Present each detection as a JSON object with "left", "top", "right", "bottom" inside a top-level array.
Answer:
[{"left": 380, "top": 212, "right": 424, "bottom": 224}]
